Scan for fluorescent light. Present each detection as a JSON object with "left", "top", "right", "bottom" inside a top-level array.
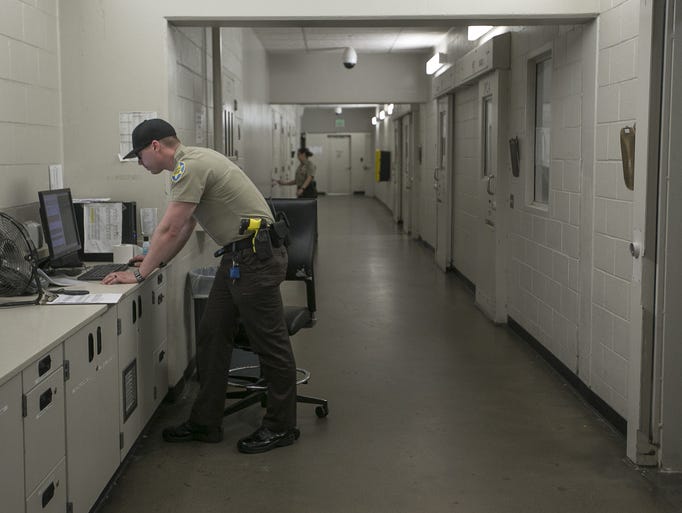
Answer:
[
  {"left": 386, "top": 104, "right": 394, "bottom": 115},
  {"left": 371, "top": 116, "right": 378, "bottom": 126},
  {"left": 335, "top": 106, "right": 342, "bottom": 115},
  {"left": 379, "top": 110, "right": 386, "bottom": 120},
  {"left": 468, "top": 26, "right": 493, "bottom": 41},
  {"left": 426, "top": 52, "right": 447, "bottom": 75}
]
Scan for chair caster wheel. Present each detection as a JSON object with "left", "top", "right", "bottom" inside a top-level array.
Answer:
[{"left": 315, "top": 405, "right": 328, "bottom": 418}]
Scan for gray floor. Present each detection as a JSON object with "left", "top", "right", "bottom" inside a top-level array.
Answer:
[{"left": 97, "top": 195, "right": 681, "bottom": 513}]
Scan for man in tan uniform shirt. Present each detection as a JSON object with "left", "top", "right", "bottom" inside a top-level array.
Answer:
[{"left": 103, "top": 119, "right": 299, "bottom": 453}]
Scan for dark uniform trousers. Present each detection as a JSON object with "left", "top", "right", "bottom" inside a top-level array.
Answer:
[{"left": 190, "top": 244, "right": 297, "bottom": 431}]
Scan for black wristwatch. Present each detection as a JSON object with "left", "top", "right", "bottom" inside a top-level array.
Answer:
[{"left": 133, "top": 268, "right": 145, "bottom": 283}]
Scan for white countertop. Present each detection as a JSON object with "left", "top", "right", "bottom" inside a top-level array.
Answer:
[
  {"left": 0, "top": 265, "right": 168, "bottom": 387},
  {"left": 0, "top": 302, "right": 107, "bottom": 387}
]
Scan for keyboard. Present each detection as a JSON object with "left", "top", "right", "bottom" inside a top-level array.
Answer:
[{"left": 77, "top": 263, "right": 129, "bottom": 281}]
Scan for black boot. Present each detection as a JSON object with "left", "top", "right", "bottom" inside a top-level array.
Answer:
[
  {"left": 237, "top": 426, "right": 300, "bottom": 454},
  {"left": 162, "top": 420, "right": 223, "bottom": 443}
]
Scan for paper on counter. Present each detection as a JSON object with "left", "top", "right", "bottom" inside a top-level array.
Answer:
[
  {"left": 37, "top": 268, "right": 82, "bottom": 287},
  {"left": 46, "top": 293, "right": 123, "bottom": 305}
]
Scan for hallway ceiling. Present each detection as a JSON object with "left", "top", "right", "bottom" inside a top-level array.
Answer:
[{"left": 252, "top": 27, "right": 451, "bottom": 53}]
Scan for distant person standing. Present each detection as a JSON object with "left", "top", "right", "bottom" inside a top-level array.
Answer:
[{"left": 278, "top": 147, "right": 317, "bottom": 198}]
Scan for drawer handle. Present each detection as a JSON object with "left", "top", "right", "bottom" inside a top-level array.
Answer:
[
  {"left": 138, "top": 295, "right": 142, "bottom": 318},
  {"left": 41, "top": 482, "right": 55, "bottom": 507},
  {"left": 158, "top": 350, "right": 165, "bottom": 362},
  {"left": 97, "top": 326, "right": 102, "bottom": 355},
  {"left": 88, "top": 333, "right": 94, "bottom": 363},
  {"left": 157, "top": 274, "right": 163, "bottom": 285},
  {"left": 39, "top": 388, "right": 53, "bottom": 411},
  {"left": 38, "top": 355, "right": 52, "bottom": 377},
  {"left": 157, "top": 293, "right": 164, "bottom": 305},
  {"left": 132, "top": 301, "right": 137, "bottom": 324}
]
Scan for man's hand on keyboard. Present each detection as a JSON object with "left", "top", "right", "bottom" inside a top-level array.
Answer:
[{"left": 102, "top": 270, "right": 137, "bottom": 285}]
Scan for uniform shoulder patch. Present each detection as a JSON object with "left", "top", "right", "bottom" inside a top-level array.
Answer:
[{"left": 171, "top": 161, "right": 186, "bottom": 183}]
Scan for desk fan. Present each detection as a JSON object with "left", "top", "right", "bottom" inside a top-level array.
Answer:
[{"left": 0, "top": 212, "right": 43, "bottom": 307}]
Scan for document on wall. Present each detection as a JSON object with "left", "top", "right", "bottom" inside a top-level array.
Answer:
[
  {"left": 140, "top": 207, "right": 158, "bottom": 237},
  {"left": 48, "top": 164, "right": 63, "bottom": 189},
  {"left": 119, "top": 111, "right": 157, "bottom": 161},
  {"left": 83, "top": 203, "right": 123, "bottom": 253}
]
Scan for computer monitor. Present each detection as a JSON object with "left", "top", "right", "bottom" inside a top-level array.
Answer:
[{"left": 38, "top": 188, "right": 83, "bottom": 268}]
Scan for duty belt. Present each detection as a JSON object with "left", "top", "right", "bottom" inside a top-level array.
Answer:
[
  {"left": 214, "top": 237, "right": 252, "bottom": 258},
  {"left": 214, "top": 226, "right": 283, "bottom": 258}
]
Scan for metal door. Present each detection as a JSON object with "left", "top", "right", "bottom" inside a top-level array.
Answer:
[
  {"left": 655, "top": 0, "right": 682, "bottom": 469},
  {"left": 402, "top": 114, "right": 413, "bottom": 233},
  {"left": 328, "top": 135, "right": 351, "bottom": 194},
  {"left": 393, "top": 123, "right": 402, "bottom": 222},
  {"left": 435, "top": 96, "right": 453, "bottom": 270},
  {"left": 475, "top": 71, "right": 508, "bottom": 322},
  {"left": 271, "top": 110, "right": 285, "bottom": 196}
]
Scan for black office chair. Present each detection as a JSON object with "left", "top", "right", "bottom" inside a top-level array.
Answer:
[{"left": 223, "top": 198, "right": 328, "bottom": 419}]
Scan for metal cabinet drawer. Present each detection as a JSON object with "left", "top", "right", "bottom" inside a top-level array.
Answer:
[
  {"left": 0, "top": 374, "right": 25, "bottom": 513},
  {"left": 22, "top": 345, "right": 63, "bottom": 392},
  {"left": 26, "top": 458, "right": 66, "bottom": 513},
  {"left": 24, "top": 368, "right": 65, "bottom": 496}
]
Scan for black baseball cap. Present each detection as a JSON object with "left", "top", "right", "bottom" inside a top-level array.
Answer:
[{"left": 123, "top": 118, "right": 176, "bottom": 159}]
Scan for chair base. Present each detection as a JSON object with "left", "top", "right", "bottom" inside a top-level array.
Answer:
[{"left": 224, "top": 366, "right": 329, "bottom": 418}]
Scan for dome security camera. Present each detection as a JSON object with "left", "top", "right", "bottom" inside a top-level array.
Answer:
[{"left": 342, "top": 47, "right": 357, "bottom": 69}]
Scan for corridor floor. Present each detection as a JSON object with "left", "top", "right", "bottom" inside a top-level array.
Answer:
[{"left": 97, "top": 195, "right": 681, "bottom": 513}]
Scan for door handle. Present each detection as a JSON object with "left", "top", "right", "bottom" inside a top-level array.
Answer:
[
  {"left": 39, "top": 388, "right": 53, "bottom": 411},
  {"left": 88, "top": 333, "right": 94, "bottom": 362},
  {"left": 38, "top": 354, "right": 51, "bottom": 377},
  {"left": 486, "top": 175, "right": 496, "bottom": 195},
  {"left": 41, "top": 482, "right": 55, "bottom": 508}
]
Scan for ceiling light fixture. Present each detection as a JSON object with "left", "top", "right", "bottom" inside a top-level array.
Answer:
[
  {"left": 386, "top": 104, "right": 394, "bottom": 116},
  {"left": 467, "top": 26, "right": 493, "bottom": 41},
  {"left": 426, "top": 52, "right": 447, "bottom": 75},
  {"left": 371, "top": 116, "right": 378, "bottom": 126},
  {"left": 335, "top": 107, "right": 343, "bottom": 115},
  {"left": 379, "top": 110, "right": 386, "bottom": 120}
]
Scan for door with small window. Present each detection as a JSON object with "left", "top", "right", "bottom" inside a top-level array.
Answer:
[
  {"left": 401, "top": 114, "right": 413, "bottom": 233},
  {"left": 475, "top": 70, "right": 509, "bottom": 322},
  {"left": 435, "top": 96, "right": 453, "bottom": 270}
]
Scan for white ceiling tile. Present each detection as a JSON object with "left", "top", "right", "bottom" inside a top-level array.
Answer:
[{"left": 253, "top": 26, "right": 452, "bottom": 54}]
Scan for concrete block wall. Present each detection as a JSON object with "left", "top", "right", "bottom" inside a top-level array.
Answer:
[
  {"left": 170, "top": 26, "right": 214, "bottom": 151},
  {"left": 0, "top": 0, "right": 60, "bottom": 209},
  {"left": 166, "top": 25, "right": 218, "bottom": 387},
  {"left": 221, "top": 28, "right": 244, "bottom": 166},
  {"left": 590, "top": 0, "right": 639, "bottom": 416},
  {"left": 507, "top": 25, "right": 584, "bottom": 374}
]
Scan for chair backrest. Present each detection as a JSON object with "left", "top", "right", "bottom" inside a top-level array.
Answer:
[{"left": 268, "top": 198, "right": 317, "bottom": 315}]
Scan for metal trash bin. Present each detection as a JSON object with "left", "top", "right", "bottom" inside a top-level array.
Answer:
[
  {"left": 189, "top": 266, "right": 217, "bottom": 339},
  {"left": 188, "top": 266, "right": 257, "bottom": 371}
]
